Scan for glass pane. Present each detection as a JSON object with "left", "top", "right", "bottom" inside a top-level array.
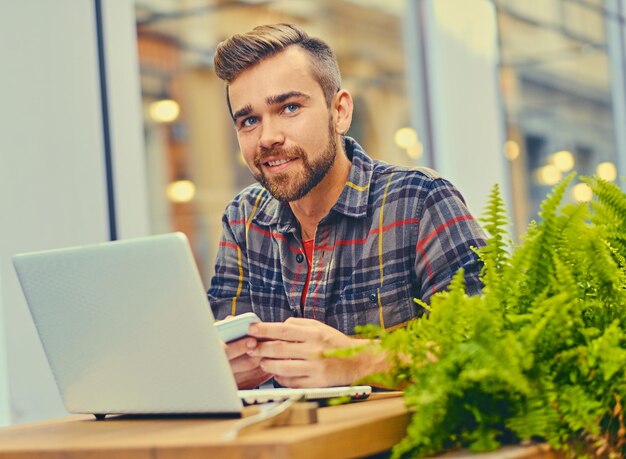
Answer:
[
  {"left": 495, "top": 0, "right": 620, "bottom": 232},
  {"left": 135, "top": 0, "right": 417, "bottom": 283}
]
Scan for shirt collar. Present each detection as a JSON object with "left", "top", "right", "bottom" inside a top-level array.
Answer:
[
  {"left": 331, "top": 136, "right": 373, "bottom": 218},
  {"left": 253, "top": 137, "right": 374, "bottom": 233}
]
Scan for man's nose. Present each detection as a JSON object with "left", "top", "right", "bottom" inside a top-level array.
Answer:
[{"left": 258, "top": 118, "right": 285, "bottom": 151}]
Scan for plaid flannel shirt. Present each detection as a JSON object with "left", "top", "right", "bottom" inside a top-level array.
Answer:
[{"left": 208, "top": 137, "right": 486, "bottom": 335}]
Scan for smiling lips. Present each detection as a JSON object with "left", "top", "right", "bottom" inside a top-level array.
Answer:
[
  {"left": 261, "top": 156, "right": 298, "bottom": 172},
  {"left": 255, "top": 145, "right": 304, "bottom": 173},
  {"left": 266, "top": 158, "right": 291, "bottom": 167}
]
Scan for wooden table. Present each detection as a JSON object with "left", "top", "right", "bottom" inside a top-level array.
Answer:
[{"left": 0, "top": 393, "right": 559, "bottom": 459}]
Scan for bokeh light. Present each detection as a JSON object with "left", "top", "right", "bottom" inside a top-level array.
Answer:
[{"left": 166, "top": 179, "right": 195, "bottom": 203}]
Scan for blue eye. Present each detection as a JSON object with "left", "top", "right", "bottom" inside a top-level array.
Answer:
[
  {"left": 242, "top": 116, "right": 258, "bottom": 127},
  {"left": 284, "top": 103, "right": 299, "bottom": 114}
]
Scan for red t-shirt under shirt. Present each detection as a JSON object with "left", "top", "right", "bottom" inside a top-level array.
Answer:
[{"left": 300, "top": 239, "right": 314, "bottom": 311}]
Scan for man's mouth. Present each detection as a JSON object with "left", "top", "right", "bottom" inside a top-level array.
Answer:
[
  {"left": 259, "top": 156, "right": 299, "bottom": 172},
  {"left": 264, "top": 158, "right": 292, "bottom": 167}
]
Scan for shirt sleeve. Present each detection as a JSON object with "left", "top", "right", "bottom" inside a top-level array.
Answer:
[
  {"left": 207, "top": 208, "right": 253, "bottom": 320},
  {"left": 415, "top": 178, "right": 486, "bottom": 303}
]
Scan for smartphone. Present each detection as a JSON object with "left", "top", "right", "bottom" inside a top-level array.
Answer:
[{"left": 215, "top": 312, "right": 261, "bottom": 343}]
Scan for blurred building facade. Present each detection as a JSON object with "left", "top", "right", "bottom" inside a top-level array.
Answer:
[
  {"left": 0, "top": 0, "right": 625, "bottom": 425},
  {"left": 136, "top": 0, "right": 626, "bottom": 275}
]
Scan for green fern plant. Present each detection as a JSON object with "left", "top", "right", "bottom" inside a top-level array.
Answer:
[{"left": 357, "top": 174, "right": 626, "bottom": 459}]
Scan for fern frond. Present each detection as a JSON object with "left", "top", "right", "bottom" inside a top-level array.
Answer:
[
  {"left": 583, "top": 176, "right": 626, "bottom": 232},
  {"left": 479, "top": 184, "right": 511, "bottom": 264},
  {"left": 553, "top": 255, "right": 580, "bottom": 301},
  {"left": 477, "top": 184, "right": 512, "bottom": 301},
  {"left": 583, "top": 177, "right": 626, "bottom": 263},
  {"left": 524, "top": 173, "right": 576, "bottom": 296}
]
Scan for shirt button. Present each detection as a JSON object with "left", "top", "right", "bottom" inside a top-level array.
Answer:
[
  {"left": 369, "top": 293, "right": 378, "bottom": 303},
  {"left": 296, "top": 253, "right": 304, "bottom": 263}
]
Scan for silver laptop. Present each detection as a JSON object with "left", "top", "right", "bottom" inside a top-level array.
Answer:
[{"left": 13, "top": 233, "right": 370, "bottom": 419}]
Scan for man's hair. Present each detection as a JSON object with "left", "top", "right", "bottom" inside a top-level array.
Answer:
[{"left": 214, "top": 23, "right": 341, "bottom": 108}]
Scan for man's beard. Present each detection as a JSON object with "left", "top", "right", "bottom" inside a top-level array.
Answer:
[{"left": 252, "top": 121, "right": 337, "bottom": 203}]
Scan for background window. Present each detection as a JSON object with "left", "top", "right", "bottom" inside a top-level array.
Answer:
[{"left": 495, "top": 0, "right": 624, "bottom": 234}]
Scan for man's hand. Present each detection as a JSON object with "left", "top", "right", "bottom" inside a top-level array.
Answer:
[
  {"left": 223, "top": 337, "right": 273, "bottom": 389},
  {"left": 246, "top": 317, "right": 385, "bottom": 388}
]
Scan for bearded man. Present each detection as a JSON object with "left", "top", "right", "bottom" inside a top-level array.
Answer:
[{"left": 208, "top": 23, "right": 486, "bottom": 389}]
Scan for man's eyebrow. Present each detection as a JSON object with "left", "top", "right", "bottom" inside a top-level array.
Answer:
[
  {"left": 266, "top": 91, "right": 310, "bottom": 106},
  {"left": 232, "top": 92, "right": 310, "bottom": 122},
  {"left": 232, "top": 105, "right": 253, "bottom": 122}
]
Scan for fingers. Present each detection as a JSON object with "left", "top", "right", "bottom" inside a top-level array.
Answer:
[
  {"left": 230, "top": 352, "right": 262, "bottom": 374},
  {"left": 225, "top": 338, "right": 273, "bottom": 389},
  {"left": 234, "top": 318, "right": 360, "bottom": 387},
  {"left": 261, "top": 359, "right": 319, "bottom": 388},
  {"left": 260, "top": 359, "right": 328, "bottom": 388},
  {"left": 260, "top": 358, "right": 309, "bottom": 377},
  {"left": 224, "top": 337, "right": 257, "bottom": 360},
  {"left": 248, "top": 340, "right": 318, "bottom": 360},
  {"left": 235, "top": 366, "right": 273, "bottom": 390},
  {"left": 247, "top": 318, "right": 322, "bottom": 343}
]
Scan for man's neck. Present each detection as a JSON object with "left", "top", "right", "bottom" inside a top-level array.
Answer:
[{"left": 289, "top": 145, "right": 352, "bottom": 241}]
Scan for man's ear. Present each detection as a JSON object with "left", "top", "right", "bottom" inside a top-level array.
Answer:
[{"left": 333, "top": 89, "right": 353, "bottom": 135}]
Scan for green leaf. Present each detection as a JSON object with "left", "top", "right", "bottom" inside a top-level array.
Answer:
[{"left": 359, "top": 174, "right": 626, "bottom": 458}]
